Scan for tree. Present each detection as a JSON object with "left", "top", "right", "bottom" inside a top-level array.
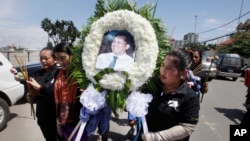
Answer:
[
  {"left": 219, "top": 32, "right": 250, "bottom": 58},
  {"left": 41, "top": 18, "right": 81, "bottom": 46}
]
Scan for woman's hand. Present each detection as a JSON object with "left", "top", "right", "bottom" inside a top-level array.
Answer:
[
  {"left": 10, "top": 68, "right": 18, "bottom": 75},
  {"left": 187, "top": 81, "right": 194, "bottom": 88},
  {"left": 26, "top": 77, "right": 42, "bottom": 91},
  {"left": 26, "top": 92, "right": 36, "bottom": 103},
  {"left": 201, "top": 82, "right": 208, "bottom": 94}
]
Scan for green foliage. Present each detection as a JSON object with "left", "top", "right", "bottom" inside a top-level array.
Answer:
[
  {"left": 68, "top": 43, "right": 90, "bottom": 89},
  {"left": 206, "top": 44, "right": 217, "bottom": 50},
  {"left": 46, "top": 42, "right": 53, "bottom": 48},
  {"left": 41, "top": 18, "right": 81, "bottom": 46},
  {"left": 218, "top": 32, "right": 250, "bottom": 58}
]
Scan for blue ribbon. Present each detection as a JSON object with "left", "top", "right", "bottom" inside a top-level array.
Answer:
[
  {"left": 79, "top": 107, "right": 100, "bottom": 122},
  {"left": 133, "top": 117, "right": 142, "bottom": 141},
  {"left": 80, "top": 106, "right": 111, "bottom": 136}
]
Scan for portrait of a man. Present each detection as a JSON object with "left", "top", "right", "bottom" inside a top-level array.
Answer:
[{"left": 95, "top": 30, "right": 135, "bottom": 71}]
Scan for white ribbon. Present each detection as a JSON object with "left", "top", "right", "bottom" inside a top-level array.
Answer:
[
  {"left": 75, "top": 121, "right": 87, "bottom": 141},
  {"left": 74, "top": 84, "right": 107, "bottom": 141},
  {"left": 126, "top": 91, "right": 152, "bottom": 133}
]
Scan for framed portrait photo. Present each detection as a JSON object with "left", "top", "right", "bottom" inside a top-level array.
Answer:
[{"left": 95, "top": 30, "right": 136, "bottom": 72}]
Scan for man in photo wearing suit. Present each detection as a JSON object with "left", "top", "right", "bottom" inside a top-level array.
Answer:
[{"left": 96, "top": 31, "right": 135, "bottom": 72}]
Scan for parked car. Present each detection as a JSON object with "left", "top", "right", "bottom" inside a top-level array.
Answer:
[
  {"left": 201, "top": 52, "right": 217, "bottom": 81},
  {"left": 214, "top": 53, "right": 244, "bottom": 81},
  {"left": 0, "top": 53, "right": 25, "bottom": 130},
  {"left": 15, "top": 62, "right": 42, "bottom": 77}
]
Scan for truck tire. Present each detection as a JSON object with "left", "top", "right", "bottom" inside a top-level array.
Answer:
[{"left": 0, "top": 98, "right": 10, "bottom": 131}]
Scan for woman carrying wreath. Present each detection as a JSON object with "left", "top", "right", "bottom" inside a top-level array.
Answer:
[{"left": 140, "top": 49, "right": 200, "bottom": 141}]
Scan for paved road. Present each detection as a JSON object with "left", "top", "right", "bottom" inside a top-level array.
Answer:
[
  {"left": 190, "top": 77, "right": 247, "bottom": 141},
  {"left": 0, "top": 77, "right": 247, "bottom": 141},
  {"left": 0, "top": 101, "right": 132, "bottom": 141}
]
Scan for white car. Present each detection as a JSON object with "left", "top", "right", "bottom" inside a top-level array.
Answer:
[
  {"left": 202, "top": 52, "right": 217, "bottom": 81},
  {"left": 0, "top": 53, "right": 25, "bottom": 130}
]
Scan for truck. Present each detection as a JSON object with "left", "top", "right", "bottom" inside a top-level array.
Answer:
[{"left": 0, "top": 53, "right": 25, "bottom": 131}]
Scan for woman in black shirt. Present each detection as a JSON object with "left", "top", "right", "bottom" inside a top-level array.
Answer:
[
  {"left": 27, "top": 46, "right": 59, "bottom": 141},
  {"left": 141, "top": 49, "right": 200, "bottom": 141}
]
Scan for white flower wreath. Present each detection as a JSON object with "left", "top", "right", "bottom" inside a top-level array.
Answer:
[{"left": 82, "top": 9, "right": 158, "bottom": 91}]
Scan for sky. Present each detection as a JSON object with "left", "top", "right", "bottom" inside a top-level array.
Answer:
[{"left": 0, "top": 0, "right": 250, "bottom": 49}]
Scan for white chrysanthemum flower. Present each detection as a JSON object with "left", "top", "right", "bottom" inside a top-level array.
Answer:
[{"left": 99, "top": 73, "right": 127, "bottom": 90}]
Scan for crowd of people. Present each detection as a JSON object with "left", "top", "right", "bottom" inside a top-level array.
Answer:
[{"left": 12, "top": 39, "right": 212, "bottom": 141}]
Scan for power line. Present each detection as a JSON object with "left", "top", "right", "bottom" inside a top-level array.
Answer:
[{"left": 197, "top": 10, "right": 250, "bottom": 34}]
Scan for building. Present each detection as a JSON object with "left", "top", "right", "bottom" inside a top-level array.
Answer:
[
  {"left": 173, "top": 40, "right": 187, "bottom": 49},
  {"left": 173, "top": 33, "right": 198, "bottom": 48},
  {"left": 184, "top": 33, "right": 198, "bottom": 43},
  {"left": 0, "top": 46, "right": 15, "bottom": 52},
  {"left": 236, "top": 18, "right": 250, "bottom": 32},
  {"left": 219, "top": 18, "right": 250, "bottom": 46}
]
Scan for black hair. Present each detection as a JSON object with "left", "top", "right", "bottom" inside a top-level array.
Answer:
[
  {"left": 191, "top": 48, "right": 202, "bottom": 64},
  {"left": 40, "top": 46, "right": 55, "bottom": 58},
  {"left": 53, "top": 42, "right": 73, "bottom": 56},
  {"left": 114, "top": 30, "right": 135, "bottom": 58},
  {"left": 115, "top": 30, "right": 135, "bottom": 47},
  {"left": 165, "top": 49, "right": 191, "bottom": 71}
]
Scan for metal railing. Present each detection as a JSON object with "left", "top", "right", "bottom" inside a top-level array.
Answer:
[{"left": 0, "top": 51, "right": 40, "bottom": 67}]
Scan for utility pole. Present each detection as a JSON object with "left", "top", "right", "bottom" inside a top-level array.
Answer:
[
  {"left": 194, "top": 15, "right": 198, "bottom": 43},
  {"left": 194, "top": 15, "right": 197, "bottom": 33},
  {"left": 238, "top": 0, "right": 244, "bottom": 24}
]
